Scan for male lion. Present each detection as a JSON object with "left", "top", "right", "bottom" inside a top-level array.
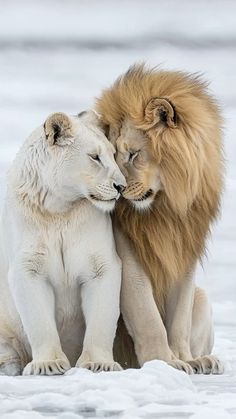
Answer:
[
  {"left": 0, "top": 110, "right": 125, "bottom": 375},
  {"left": 96, "top": 64, "right": 224, "bottom": 374}
]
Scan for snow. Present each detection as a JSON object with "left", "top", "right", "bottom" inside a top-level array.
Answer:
[
  {"left": 0, "top": 362, "right": 195, "bottom": 418},
  {"left": 0, "top": 0, "right": 235, "bottom": 417}
]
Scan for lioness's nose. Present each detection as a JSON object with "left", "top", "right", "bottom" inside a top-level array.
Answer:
[{"left": 113, "top": 183, "right": 125, "bottom": 193}]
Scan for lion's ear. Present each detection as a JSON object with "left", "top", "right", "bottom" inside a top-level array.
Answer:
[
  {"left": 144, "top": 98, "right": 177, "bottom": 129},
  {"left": 89, "top": 110, "right": 110, "bottom": 138},
  {"left": 44, "top": 112, "right": 73, "bottom": 146}
]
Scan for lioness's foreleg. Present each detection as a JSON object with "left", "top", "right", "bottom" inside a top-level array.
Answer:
[
  {"left": 115, "top": 228, "right": 193, "bottom": 374},
  {"left": 8, "top": 265, "right": 70, "bottom": 375},
  {"left": 76, "top": 260, "right": 122, "bottom": 372}
]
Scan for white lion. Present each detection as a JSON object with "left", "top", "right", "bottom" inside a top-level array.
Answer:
[{"left": 0, "top": 110, "right": 126, "bottom": 376}]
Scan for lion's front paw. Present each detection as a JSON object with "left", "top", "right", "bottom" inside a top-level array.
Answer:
[
  {"left": 187, "top": 355, "right": 224, "bottom": 375},
  {"left": 77, "top": 360, "right": 122, "bottom": 372},
  {"left": 23, "top": 358, "right": 71, "bottom": 376},
  {"left": 168, "top": 359, "right": 194, "bottom": 375}
]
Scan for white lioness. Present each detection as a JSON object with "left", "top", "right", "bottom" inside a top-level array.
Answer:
[{"left": 0, "top": 110, "right": 126, "bottom": 376}]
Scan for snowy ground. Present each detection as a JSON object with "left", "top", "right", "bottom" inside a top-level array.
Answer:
[{"left": 0, "top": 0, "right": 235, "bottom": 417}]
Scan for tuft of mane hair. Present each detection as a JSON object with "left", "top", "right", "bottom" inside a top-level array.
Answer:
[{"left": 96, "top": 63, "right": 224, "bottom": 314}]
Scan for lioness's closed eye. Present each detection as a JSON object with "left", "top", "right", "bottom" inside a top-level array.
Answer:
[{"left": 0, "top": 110, "right": 125, "bottom": 376}]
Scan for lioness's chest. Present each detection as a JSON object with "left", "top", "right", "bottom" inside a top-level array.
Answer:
[{"left": 43, "top": 207, "right": 110, "bottom": 292}]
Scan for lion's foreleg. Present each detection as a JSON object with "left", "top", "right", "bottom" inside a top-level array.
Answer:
[
  {"left": 187, "top": 287, "right": 224, "bottom": 374},
  {"left": 191, "top": 287, "right": 214, "bottom": 357},
  {"left": 166, "top": 284, "right": 224, "bottom": 374},
  {"left": 115, "top": 228, "right": 172, "bottom": 366},
  {"left": 165, "top": 277, "right": 195, "bottom": 361},
  {"left": 8, "top": 264, "right": 70, "bottom": 375},
  {"left": 121, "top": 270, "right": 173, "bottom": 366}
]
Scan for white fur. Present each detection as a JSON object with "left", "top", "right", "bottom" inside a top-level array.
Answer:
[{"left": 0, "top": 111, "right": 126, "bottom": 376}]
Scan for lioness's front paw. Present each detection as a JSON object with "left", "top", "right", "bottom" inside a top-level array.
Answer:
[
  {"left": 168, "top": 359, "right": 194, "bottom": 375},
  {"left": 0, "top": 359, "right": 22, "bottom": 376},
  {"left": 188, "top": 355, "right": 224, "bottom": 375},
  {"left": 77, "top": 360, "right": 122, "bottom": 372},
  {"left": 23, "top": 358, "right": 71, "bottom": 376}
]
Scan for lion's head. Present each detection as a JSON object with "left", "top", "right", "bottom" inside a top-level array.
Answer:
[
  {"left": 97, "top": 64, "right": 223, "bottom": 215},
  {"left": 96, "top": 64, "right": 224, "bottom": 297}
]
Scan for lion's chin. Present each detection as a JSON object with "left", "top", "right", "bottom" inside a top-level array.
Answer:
[
  {"left": 123, "top": 189, "right": 155, "bottom": 211},
  {"left": 130, "top": 196, "right": 154, "bottom": 211}
]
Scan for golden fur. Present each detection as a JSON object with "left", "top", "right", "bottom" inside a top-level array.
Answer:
[
  {"left": 96, "top": 64, "right": 224, "bottom": 322},
  {"left": 96, "top": 65, "right": 224, "bottom": 369}
]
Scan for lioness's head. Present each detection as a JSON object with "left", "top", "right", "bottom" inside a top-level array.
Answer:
[{"left": 43, "top": 111, "right": 126, "bottom": 212}]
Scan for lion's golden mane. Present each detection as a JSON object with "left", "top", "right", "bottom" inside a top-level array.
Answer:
[{"left": 96, "top": 64, "right": 224, "bottom": 367}]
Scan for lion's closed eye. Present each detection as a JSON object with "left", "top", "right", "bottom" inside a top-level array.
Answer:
[{"left": 128, "top": 150, "right": 140, "bottom": 163}]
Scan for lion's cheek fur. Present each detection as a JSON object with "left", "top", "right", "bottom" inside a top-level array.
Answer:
[{"left": 157, "top": 129, "right": 202, "bottom": 215}]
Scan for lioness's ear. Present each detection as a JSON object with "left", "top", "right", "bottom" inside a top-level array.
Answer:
[
  {"left": 44, "top": 112, "right": 73, "bottom": 146},
  {"left": 144, "top": 98, "right": 177, "bottom": 129}
]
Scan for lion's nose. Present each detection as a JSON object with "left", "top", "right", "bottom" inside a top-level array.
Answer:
[{"left": 113, "top": 183, "right": 125, "bottom": 193}]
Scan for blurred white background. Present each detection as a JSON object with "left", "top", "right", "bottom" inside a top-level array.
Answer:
[{"left": 0, "top": 1, "right": 235, "bottom": 417}]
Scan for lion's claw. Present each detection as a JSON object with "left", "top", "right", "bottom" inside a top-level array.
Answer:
[
  {"left": 168, "top": 359, "right": 194, "bottom": 374},
  {"left": 187, "top": 355, "right": 224, "bottom": 375}
]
